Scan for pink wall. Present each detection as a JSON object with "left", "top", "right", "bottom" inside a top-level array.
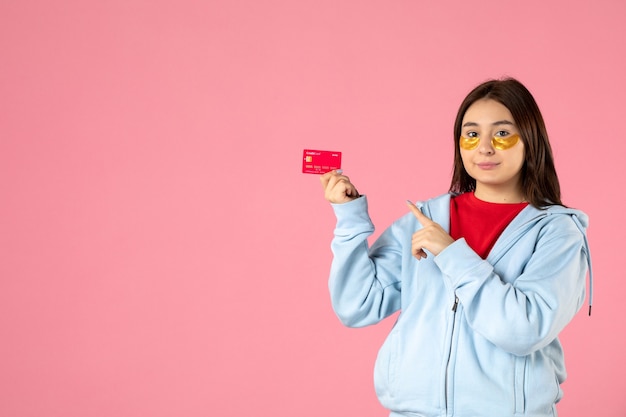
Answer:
[{"left": 1, "top": 0, "right": 624, "bottom": 415}]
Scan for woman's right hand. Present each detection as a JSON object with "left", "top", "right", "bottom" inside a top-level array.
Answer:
[{"left": 320, "top": 170, "right": 360, "bottom": 204}]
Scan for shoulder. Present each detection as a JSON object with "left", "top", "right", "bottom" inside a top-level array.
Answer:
[{"left": 532, "top": 205, "right": 589, "bottom": 241}]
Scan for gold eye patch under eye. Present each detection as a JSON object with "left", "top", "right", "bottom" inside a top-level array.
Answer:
[
  {"left": 459, "top": 136, "right": 480, "bottom": 150},
  {"left": 459, "top": 134, "right": 521, "bottom": 150},
  {"left": 491, "top": 134, "right": 520, "bottom": 150}
]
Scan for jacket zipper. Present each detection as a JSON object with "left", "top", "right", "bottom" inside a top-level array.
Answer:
[{"left": 445, "top": 294, "right": 459, "bottom": 415}]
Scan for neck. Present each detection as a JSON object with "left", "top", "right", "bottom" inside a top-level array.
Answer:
[{"left": 474, "top": 185, "right": 525, "bottom": 204}]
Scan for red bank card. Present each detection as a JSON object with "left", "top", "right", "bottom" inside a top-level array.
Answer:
[{"left": 302, "top": 149, "right": 342, "bottom": 174}]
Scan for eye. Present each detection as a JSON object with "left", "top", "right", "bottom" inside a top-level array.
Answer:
[
  {"left": 466, "top": 131, "right": 478, "bottom": 138},
  {"left": 494, "top": 130, "right": 510, "bottom": 137}
]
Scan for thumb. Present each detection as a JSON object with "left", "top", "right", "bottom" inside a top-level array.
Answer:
[
  {"left": 320, "top": 170, "right": 340, "bottom": 189},
  {"left": 406, "top": 200, "right": 432, "bottom": 225}
]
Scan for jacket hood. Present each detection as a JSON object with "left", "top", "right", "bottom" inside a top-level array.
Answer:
[{"left": 545, "top": 205, "right": 593, "bottom": 315}]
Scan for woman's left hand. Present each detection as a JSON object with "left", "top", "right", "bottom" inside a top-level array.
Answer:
[{"left": 407, "top": 200, "right": 455, "bottom": 260}]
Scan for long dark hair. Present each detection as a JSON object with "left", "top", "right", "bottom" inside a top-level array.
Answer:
[{"left": 449, "top": 78, "right": 563, "bottom": 208}]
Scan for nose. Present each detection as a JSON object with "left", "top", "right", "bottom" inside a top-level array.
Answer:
[{"left": 478, "top": 137, "right": 495, "bottom": 155}]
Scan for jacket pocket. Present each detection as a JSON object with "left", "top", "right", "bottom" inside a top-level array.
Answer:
[
  {"left": 514, "top": 356, "right": 527, "bottom": 414},
  {"left": 374, "top": 328, "right": 399, "bottom": 400}
]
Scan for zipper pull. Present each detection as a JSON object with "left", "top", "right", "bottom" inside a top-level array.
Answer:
[{"left": 452, "top": 295, "right": 459, "bottom": 312}]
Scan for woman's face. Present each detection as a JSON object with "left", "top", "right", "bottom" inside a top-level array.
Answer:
[{"left": 460, "top": 98, "right": 526, "bottom": 202}]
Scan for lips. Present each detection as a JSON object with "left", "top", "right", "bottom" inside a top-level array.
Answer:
[{"left": 476, "top": 162, "right": 499, "bottom": 169}]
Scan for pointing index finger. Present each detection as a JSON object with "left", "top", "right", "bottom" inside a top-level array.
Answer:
[{"left": 406, "top": 200, "right": 432, "bottom": 225}]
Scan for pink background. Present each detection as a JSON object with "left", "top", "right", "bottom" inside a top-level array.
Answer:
[{"left": 1, "top": 0, "right": 625, "bottom": 415}]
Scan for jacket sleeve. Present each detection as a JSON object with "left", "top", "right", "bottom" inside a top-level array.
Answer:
[
  {"left": 434, "top": 215, "right": 588, "bottom": 356},
  {"left": 328, "top": 196, "right": 403, "bottom": 328}
]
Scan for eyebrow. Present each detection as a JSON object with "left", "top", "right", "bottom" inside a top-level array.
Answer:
[{"left": 462, "top": 120, "right": 515, "bottom": 127}]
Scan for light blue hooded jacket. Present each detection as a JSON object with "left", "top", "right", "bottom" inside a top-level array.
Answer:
[{"left": 329, "top": 193, "right": 591, "bottom": 417}]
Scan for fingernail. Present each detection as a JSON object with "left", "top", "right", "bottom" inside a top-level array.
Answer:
[
  {"left": 406, "top": 199, "right": 413, "bottom": 205},
  {"left": 336, "top": 169, "right": 343, "bottom": 174}
]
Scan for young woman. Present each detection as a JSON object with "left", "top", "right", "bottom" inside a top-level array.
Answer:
[{"left": 320, "top": 78, "right": 592, "bottom": 417}]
